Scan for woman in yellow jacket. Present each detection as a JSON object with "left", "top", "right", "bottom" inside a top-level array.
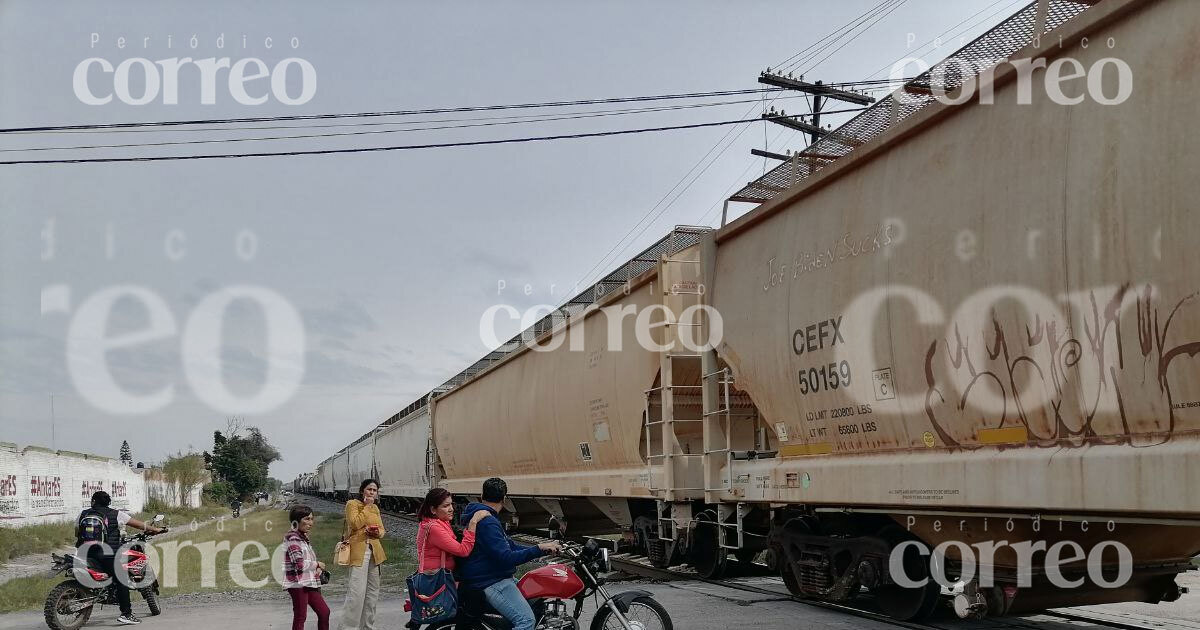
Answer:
[{"left": 341, "top": 478, "right": 386, "bottom": 630}]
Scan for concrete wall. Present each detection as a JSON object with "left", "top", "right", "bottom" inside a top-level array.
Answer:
[{"left": 0, "top": 442, "right": 205, "bottom": 527}]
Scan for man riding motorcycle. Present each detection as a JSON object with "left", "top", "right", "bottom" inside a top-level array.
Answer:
[
  {"left": 456, "top": 478, "right": 562, "bottom": 630},
  {"left": 76, "top": 491, "right": 165, "bottom": 625}
]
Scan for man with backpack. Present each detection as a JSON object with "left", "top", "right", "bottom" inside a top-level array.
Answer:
[{"left": 76, "top": 490, "right": 165, "bottom": 625}]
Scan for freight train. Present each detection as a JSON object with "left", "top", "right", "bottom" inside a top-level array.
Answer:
[{"left": 296, "top": 0, "right": 1200, "bottom": 620}]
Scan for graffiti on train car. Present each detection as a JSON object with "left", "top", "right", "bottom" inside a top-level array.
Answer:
[
  {"left": 922, "top": 284, "right": 1200, "bottom": 447},
  {"left": 762, "top": 223, "right": 901, "bottom": 292}
]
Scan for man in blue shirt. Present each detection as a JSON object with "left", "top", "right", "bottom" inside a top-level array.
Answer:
[{"left": 458, "top": 478, "right": 561, "bottom": 630}]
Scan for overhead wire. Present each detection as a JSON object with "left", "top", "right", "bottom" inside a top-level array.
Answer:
[
  {"left": 564, "top": 5, "right": 910, "bottom": 293},
  {"left": 864, "top": 0, "right": 1026, "bottom": 80},
  {"left": 2, "top": 98, "right": 868, "bottom": 154},
  {"left": 0, "top": 114, "right": 869, "bottom": 166},
  {"left": 797, "top": 0, "right": 909, "bottom": 76},
  {"left": 0, "top": 87, "right": 791, "bottom": 135},
  {"left": 771, "top": 0, "right": 897, "bottom": 73}
]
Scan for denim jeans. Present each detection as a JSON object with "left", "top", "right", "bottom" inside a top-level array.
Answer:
[{"left": 483, "top": 579, "right": 535, "bottom": 630}]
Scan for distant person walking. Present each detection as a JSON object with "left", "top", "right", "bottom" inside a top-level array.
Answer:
[
  {"left": 341, "top": 479, "right": 386, "bottom": 630},
  {"left": 283, "top": 505, "right": 329, "bottom": 630}
]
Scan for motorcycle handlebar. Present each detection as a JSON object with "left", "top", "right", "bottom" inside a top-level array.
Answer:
[{"left": 122, "top": 527, "right": 168, "bottom": 543}]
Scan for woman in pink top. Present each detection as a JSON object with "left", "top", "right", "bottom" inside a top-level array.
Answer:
[{"left": 416, "top": 488, "right": 488, "bottom": 572}]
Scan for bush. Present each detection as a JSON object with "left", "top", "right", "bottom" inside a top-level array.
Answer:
[{"left": 203, "top": 481, "right": 236, "bottom": 505}]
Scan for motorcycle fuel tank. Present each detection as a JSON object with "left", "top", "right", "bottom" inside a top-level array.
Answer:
[{"left": 518, "top": 564, "right": 584, "bottom": 600}]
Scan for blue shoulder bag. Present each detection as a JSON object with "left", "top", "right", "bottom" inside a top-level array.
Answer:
[{"left": 407, "top": 521, "right": 458, "bottom": 625}]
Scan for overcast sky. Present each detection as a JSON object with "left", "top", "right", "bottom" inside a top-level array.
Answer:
[{"left": 0, "top": 0, "right": 1022, "bottom": 479}]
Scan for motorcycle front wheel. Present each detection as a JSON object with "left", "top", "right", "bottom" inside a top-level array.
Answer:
[
  {"left": 139, "top": 587, "right": 161, "bottom": 616},
  {"left": 590, "top": 596, "right": 673, "bottom": 630},
  {"left": 43, "top": 581, "right": 94, "bottom": 630}
]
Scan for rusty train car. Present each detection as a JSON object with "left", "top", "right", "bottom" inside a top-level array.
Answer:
[{"left": 298, "top": 0, "right": 1200, "bottom": 620}]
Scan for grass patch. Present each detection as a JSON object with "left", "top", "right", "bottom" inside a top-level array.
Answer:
[
  {"left": 154, "top": 509, "right": 414, "bottom": 595},
  {"left": 137, "top": 503, "right": 229, "bottom": 527},
  {"left": 306, "top": 511, "right": 415, "bottom": 593},
  {"left": 0, "top": 504, "right": 231, "bottom": 568},
  {"left": 0, "top": 521, "right": 76, "bottom": 563},
  {"left": 0, "top": 575, "right": 61, "bottom": 613},
  {"left": 0, "top": 509, "right": 414, "bottom": 611}
]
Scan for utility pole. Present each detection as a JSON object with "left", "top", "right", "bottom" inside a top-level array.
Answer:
[{"left": 757, "top": 70, "right": 875, "bottom": 145}]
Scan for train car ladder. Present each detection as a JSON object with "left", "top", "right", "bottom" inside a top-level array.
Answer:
[{"left": 644, "top": 253, "right": 706, "bottom": 504}]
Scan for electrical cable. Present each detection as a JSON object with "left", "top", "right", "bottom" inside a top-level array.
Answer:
[
  {"left": 0, "top": 87, "right": 791, "bottom": 135},
  {"left": 2, "top": 101, "right": 867, "bottom": 155},
  {"left": 0, "top": 114, "right": 849, "bottom": 166}
]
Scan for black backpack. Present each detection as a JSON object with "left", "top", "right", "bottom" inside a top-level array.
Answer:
[{"left": 76, "top": 509, "right": 109, "bottom": 547}]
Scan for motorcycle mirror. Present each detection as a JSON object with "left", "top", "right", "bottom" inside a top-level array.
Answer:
[
  {"left": 548, "top": 518, "right": 563, "bottom": 540},
  {"left": 153, "top": 514, "right": 165, "bottom": 523}
]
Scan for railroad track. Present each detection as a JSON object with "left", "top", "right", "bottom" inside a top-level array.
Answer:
[
  {"left": 301, "top": 494, "right": 1200, "bottom": 630},
  {"left": 603, "top": 550, "right": 1200, "bottom": 630}
]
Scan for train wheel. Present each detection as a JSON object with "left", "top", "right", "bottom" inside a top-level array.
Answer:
[
  {"left": 776, "top": 517, "right": 813, "bottom": 598},
  {"left": 690, "top": 512, "right": 727, "bottom": 579},
  {"left": 873, "top": 526, "right": 941, "bottom": 621}
]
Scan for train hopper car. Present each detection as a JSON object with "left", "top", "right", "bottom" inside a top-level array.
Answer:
[
  {"left": 316, "top": 456, "right": 335, "bottom": 500},
  {"left": 432, "top": 230, "right": 708, "bottom": 539},
  {"left": 331, "top": 448, "right": 350, "bottom": 502},
  {"left": 348, "top": 434, "right": 375, "bottom": 494},
  {"left": 374, "top": 398, "right": 434, "bottom": 512},
  {"left": 661, "top": 0, "right": 1200, "bottom": 619}
]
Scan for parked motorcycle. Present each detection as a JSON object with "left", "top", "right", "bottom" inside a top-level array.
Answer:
[
  {"left": 44, "top": 515, "right": 168, "bottom": 630},
  {"left": 417, "top": 539, "right": 672, "bottom": 630}
]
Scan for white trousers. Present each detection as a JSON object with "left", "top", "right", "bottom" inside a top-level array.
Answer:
[{"left": 340, "top": 546, "right": 380, "bottom": 630}]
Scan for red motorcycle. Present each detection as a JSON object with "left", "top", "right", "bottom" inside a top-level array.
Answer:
[
  {"left": 44, "top": 516, "right": 167, "bottom": 630},
  {"left": 416, "top": 540, "right": 672, "bottom": 630}
]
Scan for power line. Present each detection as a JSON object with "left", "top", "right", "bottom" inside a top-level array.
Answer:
[
  {"left": 1, "top": 96, "right": 852, "bottom": 154},
  {"left": 0, "top": 88, "right": 790, "bottom": 135},
  {"left": 560, "top": 108, "right": 759, "bottom": 296},
  {"left": 798, "top": 0, "right": 909, "bottom": 76},
  {"left": 771, "top": 0, "right": 897, "bottom": 72},
  {"left": 787, "top": 0, "right": 906, "bottom": 76},
  {"left": 865, "top": 0, "right": 1023, "bottom": 80},
  {"left": 559, "top": 3, "right": 919, "bottom": 296},
  {"left": 0, "top": 115, "right": 803, "bottom": 166},
  {"left": 9, "top": 81, "right": 902, "bottom": 138}
]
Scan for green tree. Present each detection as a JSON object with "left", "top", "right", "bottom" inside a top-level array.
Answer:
[
  {"left": 211, "top": 426, "right": 280, "bottom": 499},
  {"left": 119, "top": 440, "right": 133, "bottom": 467}
]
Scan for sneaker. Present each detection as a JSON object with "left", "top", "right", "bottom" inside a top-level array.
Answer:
[{"left": 116, "top": 613, "right": 141, "bottom": 625}]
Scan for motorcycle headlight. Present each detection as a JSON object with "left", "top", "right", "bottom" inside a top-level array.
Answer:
[{"left": 598, "top": 547, "right": 611, "bottom": 573}]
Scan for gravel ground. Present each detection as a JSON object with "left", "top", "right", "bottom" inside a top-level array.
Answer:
[{"left": 0, "top": 579, "right": 896, "bottom": 630}]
